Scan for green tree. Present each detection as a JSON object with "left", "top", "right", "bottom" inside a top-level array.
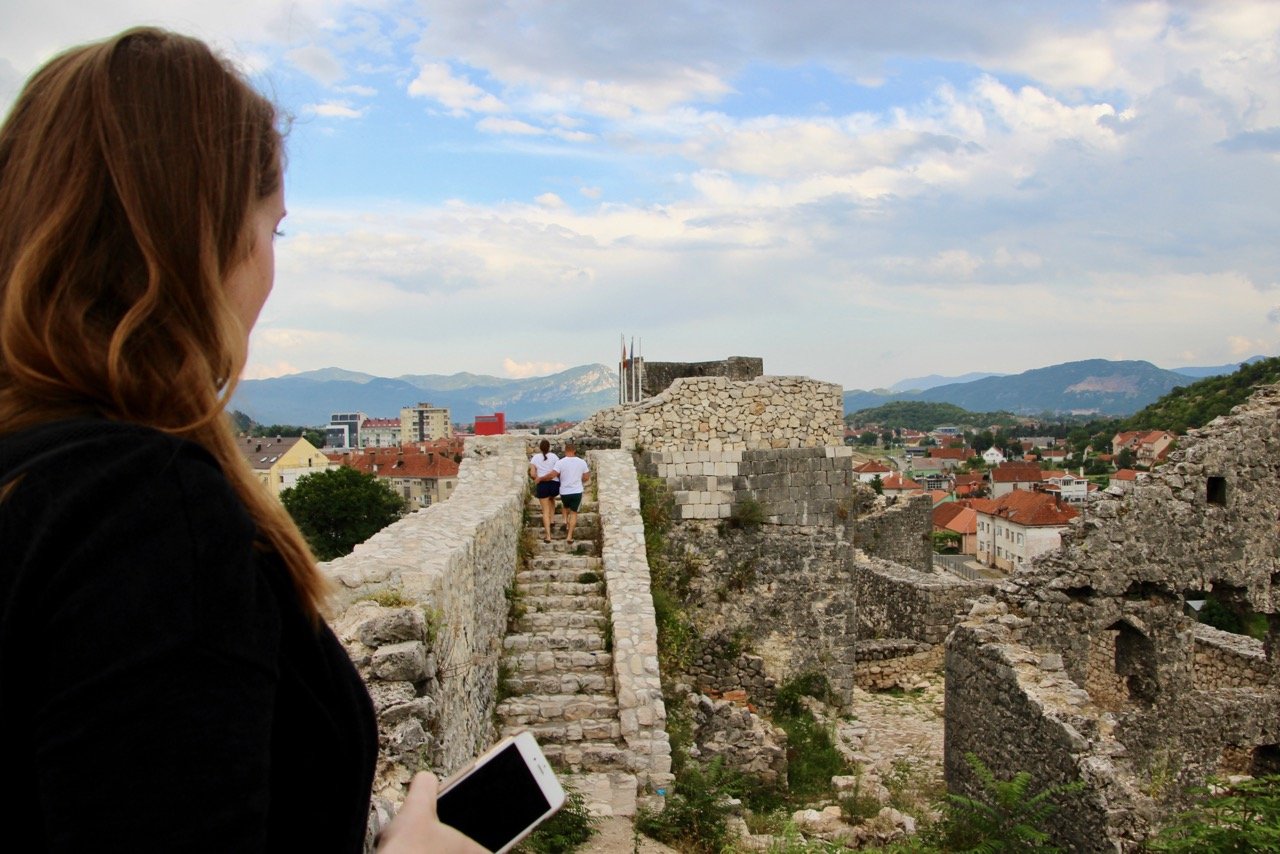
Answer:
[
  {"left": 858, "top": 430, "right": 879, "bottom": 446},
  {"left": 281, "top": 467, "right": 408, "bottom": 560}
]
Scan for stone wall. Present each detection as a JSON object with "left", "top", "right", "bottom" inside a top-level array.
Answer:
[
  {"left": 592, "top": 450, "right": 675, "bottom": 804},
  {"left": 848, "top": 493, "right": 935, "bottom": 573},
  {"left": 666, "top": 522, "right": 860, "bottom": 705},
  {"left": 854, "top": 641, "right": 943, "bottom": 691},
  {"left": 642, "top": 356, "right": 764, "bottom": 397},
  {"left": 688, "top": 644, "right": 778, "bottom": 704},
  {"left": 850, "top": 551, "right": 989, "bottom": 646},
  {"left": 566, "top": 405, "right": 626, "bottom": 442},
  {"left": 1192, "top": 623, "right": 1272, "bottom": 692},
  {"left": 621, "top": 375, "right": 843, "bottom": 454},
  {"left": 639, "top": 445, "right": 857, "bottom": 526},
  {"left": 945, "top": 384, "right": 1280, "bottom": 851},
  {"left": 322, "top": 435, "right": 528, "bottom": 797}
]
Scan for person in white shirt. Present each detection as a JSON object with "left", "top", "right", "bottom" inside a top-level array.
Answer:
[
  {"left": 528, "top": 439, "right": 559, "bottom": 543},
  {"left": 545, "top": 442, "right": 589, "bottom": 544}
]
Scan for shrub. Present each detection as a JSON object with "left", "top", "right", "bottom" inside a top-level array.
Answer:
[
  {"left": 1146, "top": 774, "right": 1280, "bottom": 852},
  {"left": 724, "top": 497, "right": 766, "bottom": 531},
  {"left": 932, "top": 752, "right": 1082, "bottom": 852},
  {"left": 636, "top": 758, "right": 740, "bottom": 854},
  {"left": 516, "top": 782, "right": 597, "bottom": 853}
]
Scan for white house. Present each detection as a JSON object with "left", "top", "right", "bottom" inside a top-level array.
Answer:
[
  {"left": 982, "top": 446, "right": 1006, "bottom": 466},
  {"left": 973, "top": 490, "right": 1079, "bottom": 572}
]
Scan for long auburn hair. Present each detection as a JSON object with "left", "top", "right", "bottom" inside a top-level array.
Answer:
[{"left": 0, "top": 28, "right": 328, "bottom": 619}]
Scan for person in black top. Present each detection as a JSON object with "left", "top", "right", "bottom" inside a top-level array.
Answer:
[{"left": 0, "top": 27, "right": 483, "bottom": 853}]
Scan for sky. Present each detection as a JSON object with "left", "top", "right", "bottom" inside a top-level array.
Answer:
[{"left": 3, "top": 1, "right": 1279, "bottom": 391}]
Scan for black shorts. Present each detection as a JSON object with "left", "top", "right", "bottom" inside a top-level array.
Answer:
[
  {"left": 561, "top": 492, "right": 582, "bottom": 512},
  {"left": 536, "top": 480, "right": 559, "bottom": 499}
]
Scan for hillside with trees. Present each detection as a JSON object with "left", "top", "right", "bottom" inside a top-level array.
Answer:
[
  {"left": 846, "top": 401, "right": 1020, "bottom": 431},
  {"left": 1118, "top": 357, "right": 1280, "bottom": 434}
]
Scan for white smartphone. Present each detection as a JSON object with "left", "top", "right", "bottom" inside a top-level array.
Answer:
[{"left": 436, "top": 730, "right": 567, "bottom": 853}]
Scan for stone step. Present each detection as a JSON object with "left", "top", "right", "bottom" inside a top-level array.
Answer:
[
  {"left": 538, "top": 740, "right": 631, "bottom": 774},
  {"left": 497, "top": 694, "right": 619, "bottom": 726},
  {"left": 504, "top": 630, "right": 605, "bottom": 653},
  {"left": 520, "top": 593, "right": 606, "bottom": 613},
  {"left": 503, "top": 671, "right": 615, "bottom": 696},
  {"left": 532, "top": 540, "right": 599, "bottom": 557},
  {"left": 518, "top": 580, "right": 604, "bottom": 597},
  {"left": 501, "top": 720, "right": 624, "bottom": 749},
  {"left": 517, "top": 568, "right": 601, "bottom": 588},
  {"left": 514, "top": 610, "right": 608, "bottom": 632},
  {"left": 569, "top": 771, "right": 639, "bottom": 819},
  {"left": 521, "top": 559, "right": 602, "bottom": 577},
  {"left": 505, "top": 649, "right": 613, "bottom": 674}
]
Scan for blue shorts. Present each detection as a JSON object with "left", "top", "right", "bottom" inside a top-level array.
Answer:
[
  {"left": 536, "top": 480, "right": 559, "bottom": 499},
  {"left": 561, "top": 492, "right": 582, "bottom": 512}
]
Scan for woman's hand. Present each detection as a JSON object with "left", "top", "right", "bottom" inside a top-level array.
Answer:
[{"left": 376, "top": 772, "right": 488, "bottom": 854}]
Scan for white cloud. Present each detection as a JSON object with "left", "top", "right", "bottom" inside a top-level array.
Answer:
[
  {"left": 408, "top": 62, "right": 505, "bottom": 114},
  {"left": 503, "top": 358, "right": 567, "bottom": 378},
  {"left": 476, "top": 116, "right": 545, "bottom": 135},
  {"left": 309, "top": 101, "right": 365, "bottom": 118},
  {"left": 338, "top": 83, "right": 377, "bottom": 96},
  {"left": 535, "top": 193, "right": 566, "bottom": 209}
]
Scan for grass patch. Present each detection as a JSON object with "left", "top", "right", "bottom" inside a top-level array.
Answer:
[
  {"left": 356, "top": 589, "right": 411, "bottom": 608},
  {"left": 772, "top": 673, "right": 851, "bottom": 801}
]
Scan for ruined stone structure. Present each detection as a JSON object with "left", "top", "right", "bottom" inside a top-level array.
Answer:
[
  {"left": 319, "top": 436, "right": 670, "bottom": 836},
  {"left": 641, "top": 355, "right": 763, "bottom": 398},
  {"left": 946, "top": 384, "right": 1280, "bottom": 851}
]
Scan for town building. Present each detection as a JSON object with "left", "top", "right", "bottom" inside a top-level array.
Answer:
[
  {"left": 474, "top": 412, "right": 506, "bottom": 436},
  {"left": 326, "top": 411, "right": 366, "bottom": 449},
  {"left": 1111, "top": 429, "right": 1177, "bottom": 467},
  {"left": 339, "top": 444, "right": 461, "bottom": 508},
  {"left": 990, "top": 461, "right": 1044, "bottom": 497},
  {"left": 853, "top": 459, "right": 892, "bottom": 482},
  {"left": 400, "top": 402, "right": 452, "bottom": 443},
  {"left": 360, "top": 417, "right": 401, "bottom": 448},
  {"left": 973, "top": 490, "right": 1079, "bottom": 572},
  {"left": 933, "top": 501, "right": 978, "bottom": 555},
  {"left": 237, "top": 435, "right": 332, "bottom": 496}
]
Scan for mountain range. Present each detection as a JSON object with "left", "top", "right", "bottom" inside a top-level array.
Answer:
[{"left": 230, "top": 357, "right": 1267, "bottom": 427}]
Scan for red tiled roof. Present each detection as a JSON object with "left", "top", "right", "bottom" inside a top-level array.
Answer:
[
  {"left": 1111, "top": 468, "right": 1138, "bottom": 481},
  {"left": 975, "top": 489, "right": 1078, "bottom": 527},
  {"left": 991, "top": 462, "right": 1044, "bottom": 484},
  {"left": 943, "top": 507, "right": 977, "bottom": 535},
  {"left": 342, "top": 446, "right": 460, "bottom": 479},
  {"left": 854, "top": 460, "right": 891, "bottom": 474},
  {"left": 934, "top": 503, "right": 968, "bottom": 528},
  {"left": 881, "top": 473, "right": 921, "bottom": 490},
  {"left": 928, "top": 447, "right": 971, "bottom": 460}
]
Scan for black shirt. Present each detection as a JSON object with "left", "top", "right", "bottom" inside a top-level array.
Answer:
[{"left": 0, "top": 420, "right": 377, "bottom": 852}]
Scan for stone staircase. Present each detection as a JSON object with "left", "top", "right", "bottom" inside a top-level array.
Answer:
[{"left": 497, "top": 493, "right": 638, "bottom": 816}]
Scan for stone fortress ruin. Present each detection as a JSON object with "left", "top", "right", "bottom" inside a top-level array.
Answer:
[{"left": 319, "top": 356, "right": 1279, "bottom": 851}]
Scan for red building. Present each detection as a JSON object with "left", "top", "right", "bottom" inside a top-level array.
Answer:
[{"left": 473, "top": 412, "right": 505, "bottom": 435}]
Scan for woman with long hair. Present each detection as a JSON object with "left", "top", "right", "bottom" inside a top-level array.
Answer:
[
  {"left": 0, "top": 28, "right": 480, "bottom": 852},
  {"left": 529, "top": 438, "right": 560, "bottom": 542}
]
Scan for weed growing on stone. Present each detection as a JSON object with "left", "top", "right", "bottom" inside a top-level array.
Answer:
[
  {"left": 576, "top": 571, "right": 600, "bottom": 584},
  {"left": 515, "top": 779, "right": 598, "bottom": 854},
  {"left": 636, "top": 757, "right": 741, "bottom": 854},
  {"left": 772, "top": 673, "right": 851, "bottom": 801},
  {"left": 505, "top": 583, "right": 527, "bottom": 627},
  {"left": 357, "top": 589, "right": 411, "bottom": 608},
  {"left": 839, "top": 767, "right": 882, "bottom": 826}
]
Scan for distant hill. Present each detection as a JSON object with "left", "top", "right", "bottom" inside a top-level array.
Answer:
[
  {"left": 232, "top": 364, "right": 617, "bottom": 426},
  {"left": 844, "top": 359, "right": 1226, "bottom": 417},
  {"left": 1168, "top": 355, "right": 1267, "bottom": 379},
  {"left": 889, "top": 371, "right": 1004, "bottom": 393}
]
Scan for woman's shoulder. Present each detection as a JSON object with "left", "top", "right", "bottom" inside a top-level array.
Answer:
[{"left": 1, "top": 418, "right": 232, "bottom": 514}]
